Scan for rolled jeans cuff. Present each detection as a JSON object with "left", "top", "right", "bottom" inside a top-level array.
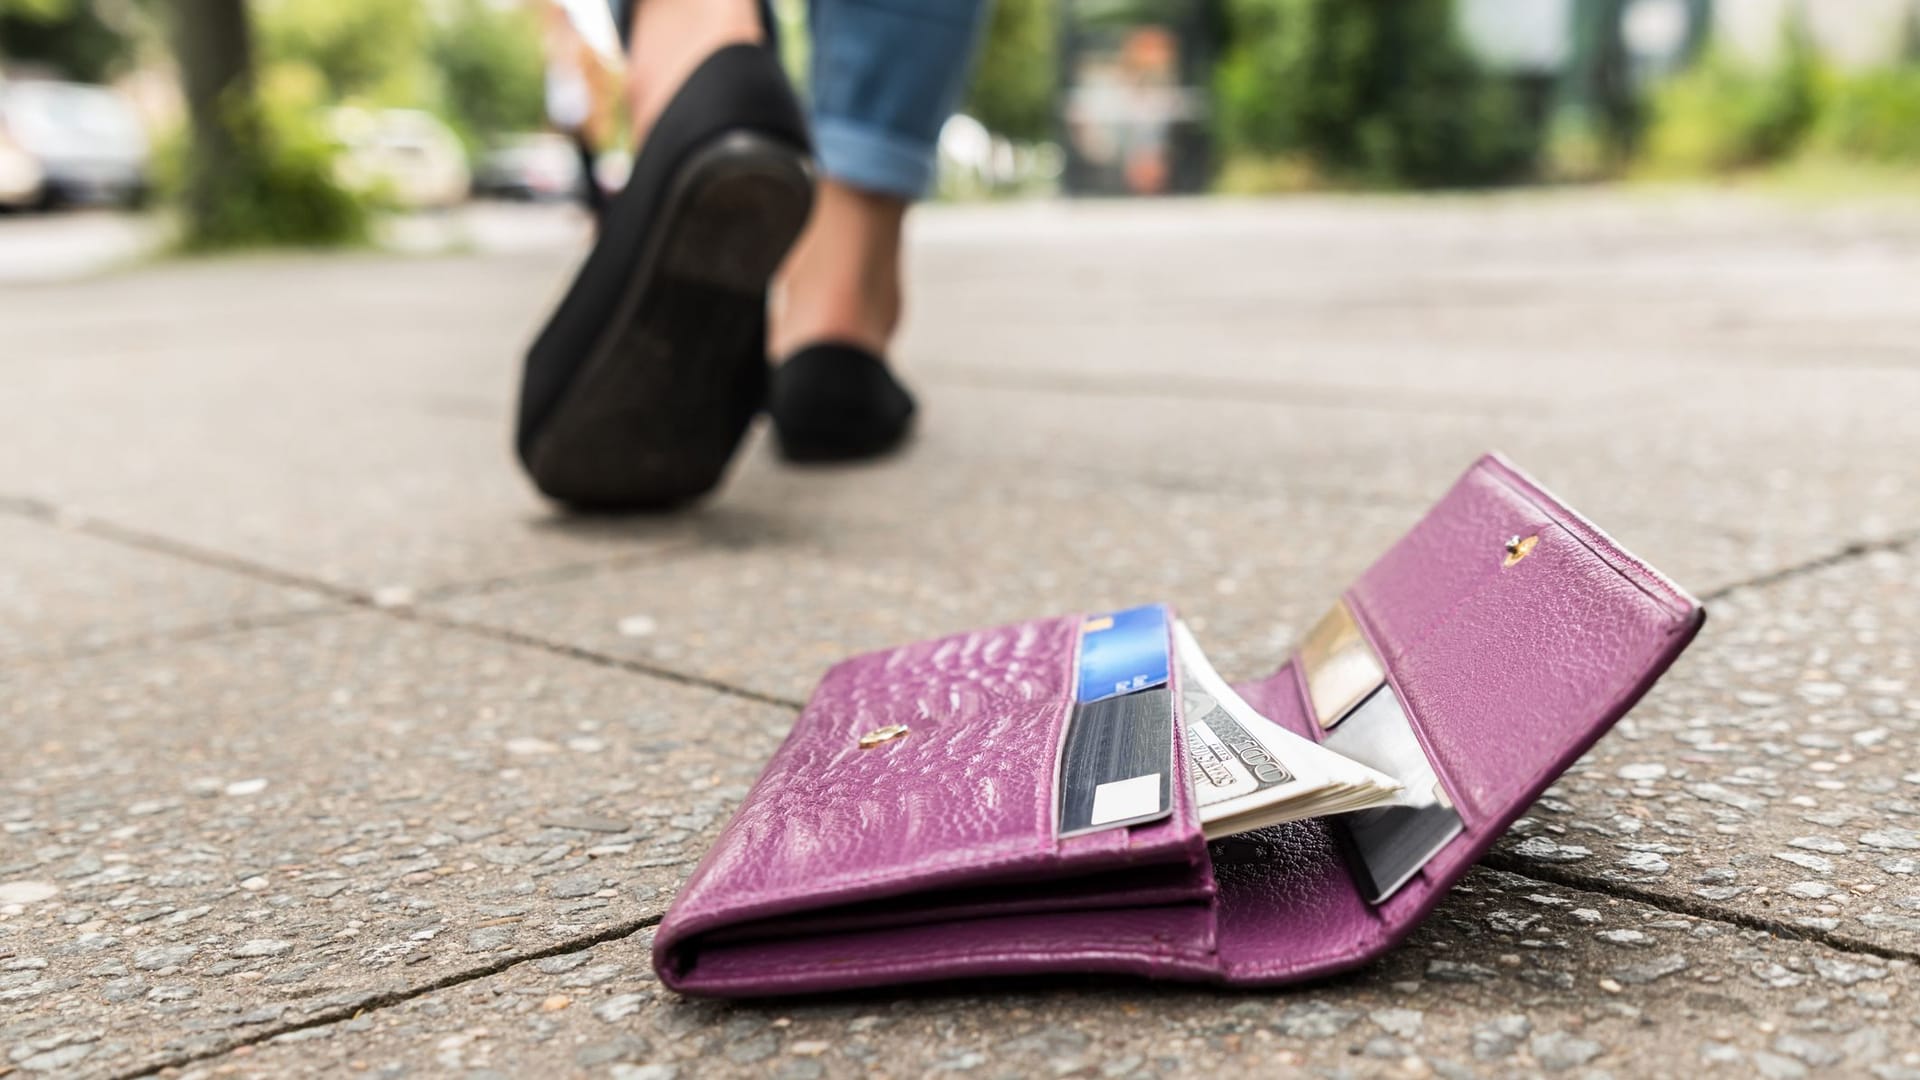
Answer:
[{"left": 812, "top": 117, "right": 938, "bottom": 201}]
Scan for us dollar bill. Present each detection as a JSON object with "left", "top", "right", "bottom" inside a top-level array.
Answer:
[
  {"left": 1172, "top": 621, "right": 1401, "bottom": 839},
  {"left": 1185, "top": 682, "right": 1295, "bottom": 807}
]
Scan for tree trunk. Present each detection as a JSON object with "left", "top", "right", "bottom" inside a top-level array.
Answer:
[{"left": 166, "top": 0, "right": 258, "bottom": 234}]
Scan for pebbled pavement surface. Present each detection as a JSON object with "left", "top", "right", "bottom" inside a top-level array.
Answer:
[{"left": 3, "top": 192, "right": 1919, "bottom": 1078}]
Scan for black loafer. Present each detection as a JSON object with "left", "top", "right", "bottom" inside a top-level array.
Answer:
[
  {"left": 517, "top": 44, "right": 813, "bottom": 509},
  {"left": 767, "top": 343, "right": 917, "bottom": 462}
]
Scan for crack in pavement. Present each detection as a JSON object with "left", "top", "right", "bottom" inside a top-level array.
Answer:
[
  {"left": 1481, "top": 852, "right": 1920, "bottom": 966},
  {"left": 110, "top": 914, "right": 666, "bottom": 1080},
  {"left": 0, "top": 498, "right": 793, "bottom": 707},
  {"left": 1700, "top": 528, "right": 1920, "bottom": 603},
  {"left": 398, "top": 606, "right": 807, "bottom": 712},
  {"left": 0, "top": 498, "right": 368, "bottom": 605}
]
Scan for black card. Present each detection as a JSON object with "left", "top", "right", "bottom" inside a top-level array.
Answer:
[
  {"left": 1057, "top": 686, "right": 1174, "bottom": 837},
  {"left": 1321, "top": 685, "right": 1464, "bottom": 903}
]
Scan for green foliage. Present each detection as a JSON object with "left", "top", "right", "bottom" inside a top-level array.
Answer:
[
  {"left": 0, "top": 0, "right": 137, "bottom": 82},
  {"left": 1639, "top": 22, "right": 1825, "bottom": 175},
  {"left": 966, "top": 0, "right": 1056, "bottom": 141},
  {"left": 429, "top": 0, "right": 547, "bottom": 149},
  {"left": 254, "top": 0, "right": 546, "bottom": 152},
  {"left": 165, "top": 71, "right": 371, "bottom": 251},
  {"left": 0, "top": 0, "right": 74, "bottom": 20},
  {"left": 1635, "top": 11, "right": 1920, "bottom": 178},
  {"left": 1813, "top": 65, "right": 1920, "bottom": 164},
  {"left": 1214, "top": 0, "right": 1536, "bottom": 189},
  {"left": 255, "top": 0, "right": 431, "bottom": 106}
]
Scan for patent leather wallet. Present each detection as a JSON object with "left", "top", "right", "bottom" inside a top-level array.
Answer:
[{"left": 653, "top": 454, "right": 1705, "bottom": 996}]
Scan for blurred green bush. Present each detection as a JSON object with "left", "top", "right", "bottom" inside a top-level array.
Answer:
[
  {"left": 1813, "top": 65, "right": 1920, "bottom": 164},
  {"left": 1639, "top": 23, "right": 1825, "bottom": 174},
  {"left": 1639, "top": 14, "right": 1920, "bottom": 178},
  {"left": 158, "top": 0, "right": 547, "bottom": 250},
  {"left": 1214, "top": 0, "right": 1537, "bottom": 188},
  {"left": 257, "top": 0, "right": 430, "bottom": 105},
  {"left": 258, "top": 0, "right": 544, "bottom": 151},
  {"left": 966, "top": 0, "right": 1056, "bottom": 142},
  {"left": 162, "top": 68, "right": 371, "bottom": 251},
  {"left": 0, "top": 0, "right": 136, "bottom": 82}
]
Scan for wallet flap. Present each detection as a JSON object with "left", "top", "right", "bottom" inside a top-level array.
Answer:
[
  {"left": 1214, "top": 454, "right": 1703, "bottom": 984},
  {"left": 1346, "top": 453, "right": 1701, "bottom": 823}
]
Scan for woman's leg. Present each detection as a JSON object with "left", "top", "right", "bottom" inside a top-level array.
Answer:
[
  {"left": 769, "top": 0, "right": 993, "bottom": 358},
  {"left": 612, "top": 0, "right": 766, "bottom": 141}
]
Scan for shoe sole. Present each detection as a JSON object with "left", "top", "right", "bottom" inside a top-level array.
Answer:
[
  {"left": 775, "top": 430, "right": 916, "bottom": 465},
  {"left": 525, "top": 131, "right": 814, "bottom": 509}
]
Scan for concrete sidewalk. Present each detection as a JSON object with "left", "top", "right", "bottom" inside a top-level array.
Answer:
[{"left": 3, "top": 191, "right": 1918, "bottom": 1079}]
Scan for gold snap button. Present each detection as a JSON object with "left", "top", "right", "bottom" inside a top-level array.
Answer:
[
  {"left": 1503, "top": 534, "right": 1539, "bottom": 567},
  {"left": 858, "top": 724, "right": 910, "bottom": 749}
]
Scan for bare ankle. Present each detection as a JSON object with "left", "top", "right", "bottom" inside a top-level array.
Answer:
[
  {"left": 625, "top": 0, "right": 764, "bottom": 144},
  {"left": 772, "top": 181, "right": 908, "bottom": 358}
]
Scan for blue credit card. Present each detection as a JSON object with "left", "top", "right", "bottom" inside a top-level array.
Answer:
[{"left": 1076, "top": 604, "right": 1171, "bottom": 703}]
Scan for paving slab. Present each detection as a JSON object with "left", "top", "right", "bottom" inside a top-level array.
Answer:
[
  {"left": 427, "top": 480, "right": 1440, "bottom": 705},
  {"left": 1493, "top": 546, "right": 1920, "bottom": 960},
  {"left": 894, "top": 197, "right": 1920, "bottom": 562},
  {"left": 902, "top": 195, "right": 1920, "bottom": 396},
  {"left": 169, "top": 868, "right": 1919, "bottom": 1080},
  {"left": 0, "top": 251, "right": 707, "bottom": 596},
  {"left": 0, "top": 612, "right": 793, "bottom": 1078},
  {"left": 719, "top": 429, "right": 1822, "bottom": 602},
  {"left": 0, "top": 288, "right": 700, "bottom": 596},
  {"left": 433, "top": 458, "right": 1819, "bottom": 711},
  {"left": 0, "top": 252, "right": 551, "bottom": 413},
  {"left": 0, "top": 514, "right": 329, "bottom": 662},
  {"left": 809, "top": 368, "right": 1916, "bottom": 568}
]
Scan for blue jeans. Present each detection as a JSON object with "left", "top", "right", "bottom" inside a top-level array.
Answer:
[{"left": 611, "top": 0, "right": 991, "bottom": 200}]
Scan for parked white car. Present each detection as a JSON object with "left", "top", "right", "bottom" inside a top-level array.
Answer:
[
  {"left": 0, "top": 79, "right": 149, "bottom": 207},
  {"left": 328, "top": 107, "right": 471, "bottom": 209}
]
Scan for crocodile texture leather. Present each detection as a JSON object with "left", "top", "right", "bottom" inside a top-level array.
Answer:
[
  {"left": 653, "top": 453, "right": 1704, "bottom": 995},
  {"left": 655, "top": 613, "right": 1211, "bottom": 992}
]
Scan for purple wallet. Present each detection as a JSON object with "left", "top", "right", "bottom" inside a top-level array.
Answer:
[{"left": 653, "top": 455, "right": 1705, "bottom": 996}]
